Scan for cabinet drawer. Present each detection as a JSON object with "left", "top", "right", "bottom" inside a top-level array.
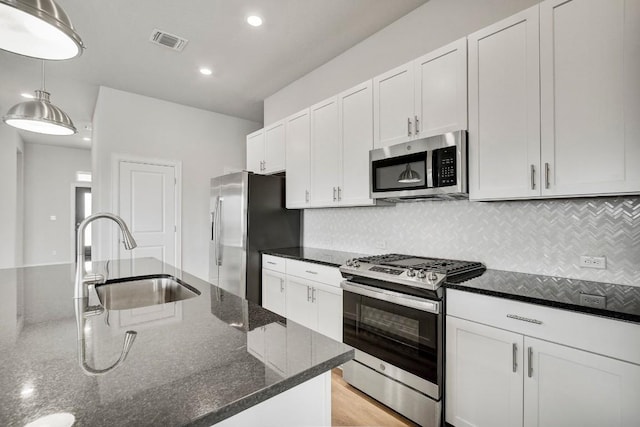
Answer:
[
  {"left": 285, "top": 259, "right": 342, "bottom": 287},
  {"left": 262, "top": 254, "right": 286, "bottom": 273},
  {"left": 447, "top": 289, "right": 640, "bottom": 365}
]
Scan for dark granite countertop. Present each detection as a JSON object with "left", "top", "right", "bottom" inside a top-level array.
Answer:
[
  {"left": 0, "top": 258, "right": 353, "bottom": 426},
  {"left": 262, "top": 247, "right": 367, "bottom": 267},
  {"left": 446, "top": 269, "right": 640, "bottom": 323}
]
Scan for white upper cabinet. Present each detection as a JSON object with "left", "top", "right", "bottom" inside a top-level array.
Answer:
[
  {"left": 264, "top": 121, "right": 286, "bottom": 174},
  {"left": 310, "top": 96, "right": 341, "bottom": 206},
  {"left": 415, "top": 37, "right": 468, "bottom": 138},
  {"left": 338, "top": 80, "right": 375, "bottom": 206},
  {"left": 246, "top": 129, "right": 265, "bottom": 174},
  {"left": 539, "top": 0, "right": 640, "bottom": 197},
  {"left": 373, "top": 37, "right": 468, "bottom": 149},
  {"left": 246, "top": 121, "right": 285, "bottom": 175},
  {"left": 468, "top": 6, "right": 541, "bottom": 200},
  {"left": 285, "top": 108, "right": 311, "bottom": 208},
  {"left": 470, "top": 0, "right": 640, "bottom": 200},
  {"left": 373, "top": 61, "right": 415, "bottom": 148}
]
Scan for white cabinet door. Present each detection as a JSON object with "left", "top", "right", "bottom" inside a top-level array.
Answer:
[
  {"left": 540, "top": 0, "right": 640, "bottom": 197},
  {"left": 338, "top": 80, "right": 374, "bottom": 206},
  {"left": 446, "top": 316, "right": 524, "bottom": 427},
  {"left": 524, "top": 336, "right": 640, "bottom": 427},
  {"left": 414, "top": 37, "right": 468, "bottom": 138},
  {"left": 285, "top": 277, "right": 317, "bottom": 330},
  {"left": 315, "top": 287, "right": 342, "bottom": 342},
  {"left": 468, "top": 6, "right": 541, "bottom": 201},
  {"left": 373, "top": 61, "right": 415, "bottom": 148},
  {"left": 246, "top": 129, "right": 265, "bottom": 174},
  {"left": 262, "top": 269, "right": 286, "bottom": 317},
  {"left": 264, "top": 121, "right": 286, "bottom": 174},
  {"left": 310, "top": 96, "right": 340, "bottom": 206},
  {"left": 285, "top": 109, "right": 311, "bottom": 208}
]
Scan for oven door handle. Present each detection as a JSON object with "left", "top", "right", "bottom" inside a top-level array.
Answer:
[{"left": 342, "top": 281, "right": 440, "bottom": 314}]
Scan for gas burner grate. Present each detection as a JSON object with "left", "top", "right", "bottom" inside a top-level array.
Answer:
[{"left": 355, "top": 253, "right": 485, "bottom": 277}]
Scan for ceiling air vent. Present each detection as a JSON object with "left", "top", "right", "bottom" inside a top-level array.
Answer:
[{"left": 149, "top": 29, "right": 188, "bottom": 51}]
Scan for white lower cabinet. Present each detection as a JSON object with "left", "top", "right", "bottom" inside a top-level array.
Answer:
[
  {"left": 262, "top": 269, "right": 286, "bottom": 317},
  {"left": 446, "top": 290, "right": 640, "bottom": 427},
  {"left": 261, "top": 255, "right": 343, "bottom": 342}
]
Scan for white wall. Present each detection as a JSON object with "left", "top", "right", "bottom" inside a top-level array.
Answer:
[
  {"left": 0, "top": 125, "right": 23, "bottom": 269},
  {"left": 92, "top": 87, "right": 261, "bottom": 279},
  {"left": 22, "top": 143, "right": 91, "bottom": 266},
  {"left": 264, "top": 0, "right": 540, "bottom": 124}
]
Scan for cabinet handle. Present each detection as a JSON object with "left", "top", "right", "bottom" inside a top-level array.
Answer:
[
  {"left": 544, "top": 162, "right": 550, "bottom": 189},
  {"left": 305, "top": 270, "right": 318, "bottom": 275},
  {"left": 259, "top": 160, "right": 264, "bottom": 172},
  {"left": 506, "top": 314, "right": 543, "bottom": 325},
  {"left": 280, "top": 278, "right": 284, "bottom": 292},
  {"left": 414, "top": 115, "right": 419, "bottom": 135},
  {"left": 512, "top": 343, "right": 518, "bottom": 373},
  {"left": 305, "top": 189, "right": 309, "bottom": 202},
  {"left": 337, "top": 186, "right": 342, "bottom": 201},
  {"left": 312, "top": 287, "right": 316, "bottom": 303},
  {"left": 307, "top": 286, "right": 311, "bottom": 302},
  {"left": 266, "top": 261, "right": 276, "bottom": 265},
  {"left": 407, "top": 118, "right": 412, "bottom": 136},
  {"left": 527, "top": 346, "right": 533, "bottom": 378},
  {"left": 333, "top": 187, "right": 337, "bottom": 201},
  {"left": 530, "top": 164, "right": 535, "bottom": 190}
]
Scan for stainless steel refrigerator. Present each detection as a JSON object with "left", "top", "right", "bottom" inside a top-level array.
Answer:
[{"left": 209, "top": 171, "right": 300, "bottom": 305}]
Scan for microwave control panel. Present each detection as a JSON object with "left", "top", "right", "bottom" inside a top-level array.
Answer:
[{"left": 433, "top": 146, "right": 457, "bottom": 187}]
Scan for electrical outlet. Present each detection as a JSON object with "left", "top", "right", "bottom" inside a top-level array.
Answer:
[
  {"left": 375, "top": 240, "right": 387, "bottom": 249},
  {"left": 580, "top": 293, "right": 606, "bottom": 308},
  {"left": 579, "top": 255, "right": 606, "bottom": 269}
]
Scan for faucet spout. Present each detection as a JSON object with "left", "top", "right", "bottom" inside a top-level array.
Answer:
[{"left": 75, "top": 212, "right": 137, "bottom": 299}]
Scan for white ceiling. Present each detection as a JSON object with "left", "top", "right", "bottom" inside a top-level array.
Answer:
[{"left": 0, "top": 0, "right": 427, "bottom": 148}]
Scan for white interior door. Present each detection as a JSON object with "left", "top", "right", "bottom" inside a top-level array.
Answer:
[{"left": 119, "top": 161, "right": 177, "bottom": 267}]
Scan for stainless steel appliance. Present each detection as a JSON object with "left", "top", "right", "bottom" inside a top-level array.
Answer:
[
  {"left": 339, "top": 254, "right": 485, "bottom": 427},
  {"left": 370, "top": 130, "right": 467, "bottom": 201},
  {"left": 210, "top": 171, "right": 300, "bottom": 305}
]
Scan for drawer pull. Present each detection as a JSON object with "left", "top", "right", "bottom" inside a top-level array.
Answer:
[
  {"left": 266, "top": 261, "right": 276, "bottom": 265},
  {"left": 507, "top": 314, "right": 542, "bottom": 325},
  {"left": 305, "top": 270, "right": 318, "bottom": 275}
]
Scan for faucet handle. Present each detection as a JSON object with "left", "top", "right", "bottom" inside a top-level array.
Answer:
[{"left": 83, "top": 273, "right": 105, "bottom": 285}]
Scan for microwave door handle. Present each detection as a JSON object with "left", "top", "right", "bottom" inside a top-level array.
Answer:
[{"left": 426, "top": 150, "right": 434, "bottom": 188}]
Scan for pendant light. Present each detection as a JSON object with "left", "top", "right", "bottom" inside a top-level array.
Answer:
[
  {"left": 0, "top": 0, "right": 84, "bottom": 60},
  {"left": 398, "top": 164, "right": 421, "bottom": 183},
  {"left": 3, "top": 61, "right": 77, "bottom": 135}
]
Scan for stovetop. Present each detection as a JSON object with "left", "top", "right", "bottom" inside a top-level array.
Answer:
[{"left": 340, "top": 253, "right": 485, "bottom": 293}]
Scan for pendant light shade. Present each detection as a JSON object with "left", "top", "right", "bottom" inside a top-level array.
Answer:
[
  {"left": 0, "top": 0, "right": 84, "bottom": 60},
  {"left": 3, "top": 62, "right": 77, "bottom": 135},
  {"left": 398, "top": 163, "right": 421, "bottom": 183}
]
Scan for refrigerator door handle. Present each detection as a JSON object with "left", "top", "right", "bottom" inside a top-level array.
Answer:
[{"left": 216, "top": 197, "right": 223, "bottom": 266}]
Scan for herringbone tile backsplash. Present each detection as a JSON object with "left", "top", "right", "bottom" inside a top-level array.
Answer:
[{"left": 303, "top": 196, "right": 640, "bottom": 287}]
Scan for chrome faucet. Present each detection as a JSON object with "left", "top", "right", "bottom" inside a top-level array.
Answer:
[
  {"left": 75, "top": 212, "right": 137, "bottom": 300},
  {"left": 74, "top": 212, "right": 138, "bottom": 376}
]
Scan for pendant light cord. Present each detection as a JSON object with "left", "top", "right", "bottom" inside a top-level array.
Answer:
[{"left": 41, "top": 60, "right": 46, "bottom": 91}]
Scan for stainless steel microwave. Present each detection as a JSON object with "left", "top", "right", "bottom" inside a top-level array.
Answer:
[{"left": 370, "top": 131, "right": 467, "bottom": 201}]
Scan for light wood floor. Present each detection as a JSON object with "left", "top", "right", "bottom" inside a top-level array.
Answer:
[{"left": 332, "top": 369, "right": 419, "bottom": 427}]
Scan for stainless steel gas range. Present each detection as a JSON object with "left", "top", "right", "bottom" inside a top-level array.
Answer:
[{"left": 339, "top": 254, "right": 485, "bottom": 427}]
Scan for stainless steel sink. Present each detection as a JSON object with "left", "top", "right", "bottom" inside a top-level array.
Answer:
[{"left": 95, "top": 275, "right": 201, "bottom": 310}]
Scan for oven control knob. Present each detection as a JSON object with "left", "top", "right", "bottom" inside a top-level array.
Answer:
[
  {"left": 346, "top": 259, "right": 353, "bottom": 267},
  {"left": 379, "top": 363, "right": 386, "bottom": 371},
  {"left": 417, "top": 269, "right": 426, "bottom": 279},
  {"left": 427, "top": 272, "right": 439, "bottom": 282},
  {"left": 353, "top": 261, "right": 360, "bottom": 268},
  {"left": 406, "top": 268, "right": 416, "bottom": 277}
]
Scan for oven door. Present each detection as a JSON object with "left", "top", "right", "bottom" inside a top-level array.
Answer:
[{"left": 342, "top": 281, "right": 441, "bottom": 398}]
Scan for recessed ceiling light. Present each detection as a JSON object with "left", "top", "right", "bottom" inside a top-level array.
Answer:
[
  {"left": 247, "top": 15, "right": 263, "bottom": 27},
  {"left": 83, "top": 137, "right": 91, "bottom": 141},
  {"left": 199, "top": 67, "right": 213, "bottom": 76},
  {"left": 21, "top": 93, "right": 35, "bottom": 99}
]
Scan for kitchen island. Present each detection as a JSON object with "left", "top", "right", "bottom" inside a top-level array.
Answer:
[{"left": 0, "top": 258, "right": 353, "bottom": 426}]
